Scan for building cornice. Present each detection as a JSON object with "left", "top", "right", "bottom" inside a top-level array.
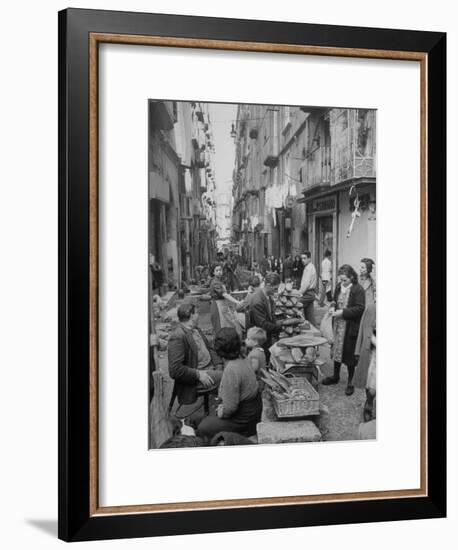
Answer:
[{"left": 297, "top": 176, "right": 376, "bottom": 202}]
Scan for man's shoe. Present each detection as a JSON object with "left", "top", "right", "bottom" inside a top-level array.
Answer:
[
  {"left": 322, "top": 375, "right": 339, "bottom": 386},
  {"left": 345, "top": 384, "right": 355, "bottom": 396}
]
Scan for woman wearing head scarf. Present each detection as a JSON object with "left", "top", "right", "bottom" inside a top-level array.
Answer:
[
  {"left": 359, "top": 258, "right": 376, "bottom": 306},
  {"left": 322, "top": 264, "right": 366, "bottom": 396}
]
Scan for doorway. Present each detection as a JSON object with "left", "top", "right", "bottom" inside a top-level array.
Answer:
[{"left": 315, "top": 214, "right": 334, "bottom": 275}]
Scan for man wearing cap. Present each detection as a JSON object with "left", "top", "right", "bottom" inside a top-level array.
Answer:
[{"left": 168, "top": 302, "right": 223, "bottom": 406}]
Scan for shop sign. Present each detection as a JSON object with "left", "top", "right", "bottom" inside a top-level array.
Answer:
[
  {"left": 285, "top": 195, "right": 295, "bottom": 208},
  {"left": 311, "top": 196, "right": 336, "bottom": 212}
]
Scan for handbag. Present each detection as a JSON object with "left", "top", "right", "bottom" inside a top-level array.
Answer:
[{"left": 320, "top": 311, "right": 334, "bottom": 344}]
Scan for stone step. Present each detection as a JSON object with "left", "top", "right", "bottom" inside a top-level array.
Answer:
[{"left": 257, "top": 420, "right": 321, "bottom": 444}]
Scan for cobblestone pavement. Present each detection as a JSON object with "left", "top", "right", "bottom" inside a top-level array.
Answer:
[{"left": 313, "top": 305, "right": 367, "bottom": 442}]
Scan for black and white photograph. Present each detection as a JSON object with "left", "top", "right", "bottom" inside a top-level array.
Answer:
[
  {"left": 0, "top": 0, "right": 452, "bottom": 545},
  {"left": 148, "top": 100, "right": 377, "bottom": 449}
]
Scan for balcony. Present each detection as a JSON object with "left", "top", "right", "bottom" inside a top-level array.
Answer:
[
  {"left": 191, "top": 199, "right": 201, "bottom": 216},
  {"left": 195, "top": 109, "right": 204, "bottom": 123},
  {"left": 199, "top": 168, "right": 207, "bottom": 191},
  {"left": 191, "top": 124, "right": 199, "bottom": 149},
  {"left": 194, "top": 150, "right": 205, "bottom": 168},
  {"left": 263, "top": 136, "right": 279, "bottom": 168},
  {"left": 330, "top": 108, "right": 376, "bottom": 185},
  {"left": 149, "top": 170, "right": 170, "bottom": 203},
  {"left": 302, "top": 146, "right": 331, "bottom": 190}
]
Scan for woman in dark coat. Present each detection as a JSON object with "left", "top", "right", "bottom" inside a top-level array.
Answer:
[
  {"left": 292, "top": 254, "right": 303, "bottom": 289},
  {"left": 322, "top": 264, "right": 365, "bottom": 396},
  {"left": 209, "top": 264, "right": 242, "bottom": 338}
]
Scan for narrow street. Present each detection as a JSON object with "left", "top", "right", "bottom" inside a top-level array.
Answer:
[
  {"left": 148, "top": 100, "right": 376, "bottom": 448},
  {"left": 153, "top": 295, "right": 366, "bottom": 443}
]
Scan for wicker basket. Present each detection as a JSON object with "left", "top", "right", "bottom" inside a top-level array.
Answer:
[
  {"left": 271, "top": 377, "right": 319, "bottom": 418},
  {"left": 283, "top": 363, "right": 319, "bottom": 389}
]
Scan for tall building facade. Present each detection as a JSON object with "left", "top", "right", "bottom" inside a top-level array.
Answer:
[
  {"left": 231, "top": 104, "right": 376, "bottom": 278},
  {"left": 148, "top": 100, "right": 218, "bottom": 292}
]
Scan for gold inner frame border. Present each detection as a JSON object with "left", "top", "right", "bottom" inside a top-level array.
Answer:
[{"left": 88, "top": 32, "right": 428, "bottom": 517}]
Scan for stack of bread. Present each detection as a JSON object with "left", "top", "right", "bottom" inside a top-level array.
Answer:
[{"left": 274, "top": 282, "right": 310, "bottom": 337}]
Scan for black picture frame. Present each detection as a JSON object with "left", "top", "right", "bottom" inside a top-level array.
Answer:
[{"left": 58, "top": 8, "right": 446, "bottom": 542}]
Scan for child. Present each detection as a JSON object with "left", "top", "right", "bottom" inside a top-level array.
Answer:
[{"left": 245, "top": 327, "right": 267, "bottom": 380}]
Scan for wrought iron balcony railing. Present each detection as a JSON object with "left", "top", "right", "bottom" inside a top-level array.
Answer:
[{"left": 301, "top": 146, "right": 331, "bottom": 189}]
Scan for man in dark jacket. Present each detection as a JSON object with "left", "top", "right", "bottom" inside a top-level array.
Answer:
[
  {"left": 168, "top": 302, "right": 223, "bottom": 406},
  {"left": 247, "top": 272, "right": 283, "bottom": 353}
]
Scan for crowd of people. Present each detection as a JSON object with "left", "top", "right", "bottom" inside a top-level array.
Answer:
[{"left": 162, "top": 250, "right": 377, "bottom": 448}]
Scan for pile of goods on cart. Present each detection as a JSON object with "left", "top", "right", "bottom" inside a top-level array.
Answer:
[
  {"left": 266, "top": 334, "right": 329, "bottom": 418},
  {"left": 269, "top": 334, "right": 328, "bottom": 383},
  {"left": 274, "top": 282, "right": 310, "bottom": 337}
]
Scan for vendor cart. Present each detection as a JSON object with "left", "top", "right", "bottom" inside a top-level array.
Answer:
[{"left": 266, "top": 333, "right": 328, "bottom": 419}]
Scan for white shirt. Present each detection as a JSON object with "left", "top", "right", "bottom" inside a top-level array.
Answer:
[
  {"left": 299, "top": 262, "right": 317, "bottom": 294},
  {"left": 321, "top": 258, "right": 332, "bottom": 282}
]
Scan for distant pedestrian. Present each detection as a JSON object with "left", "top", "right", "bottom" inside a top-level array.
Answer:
[
  {"left": 319, "top": 249, "right": 333, "bottom": 306},
  {"left": 209, "top": 264, "right": 243, "bottom": 338},
  {"left": 259, "top": 257, "right": 269, "bottom": 277},
  {"left": 150, "top": 255, "right": 164, "bottom": 296},
  {"left": 251, "top": 262, "right": 263, "bottom": 284},
  {"left": 283, "top": 254, "right": 293, "bottom": 282},
  {"left": 299, "top": 251, "right": 318, "bottom": 326},
  {"left": 292, "top": 254, "right": 303, "bottom": 288},
  {"left": 223, "top": 259, "right": 240, "bottom": 292},
  {"left": 272, "top": 257, "right": 281, "bottom": 275}
]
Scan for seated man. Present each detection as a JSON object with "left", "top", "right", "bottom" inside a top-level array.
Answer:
[{"left": 168, "top": 302, "right": 223, "bottom": 406}]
